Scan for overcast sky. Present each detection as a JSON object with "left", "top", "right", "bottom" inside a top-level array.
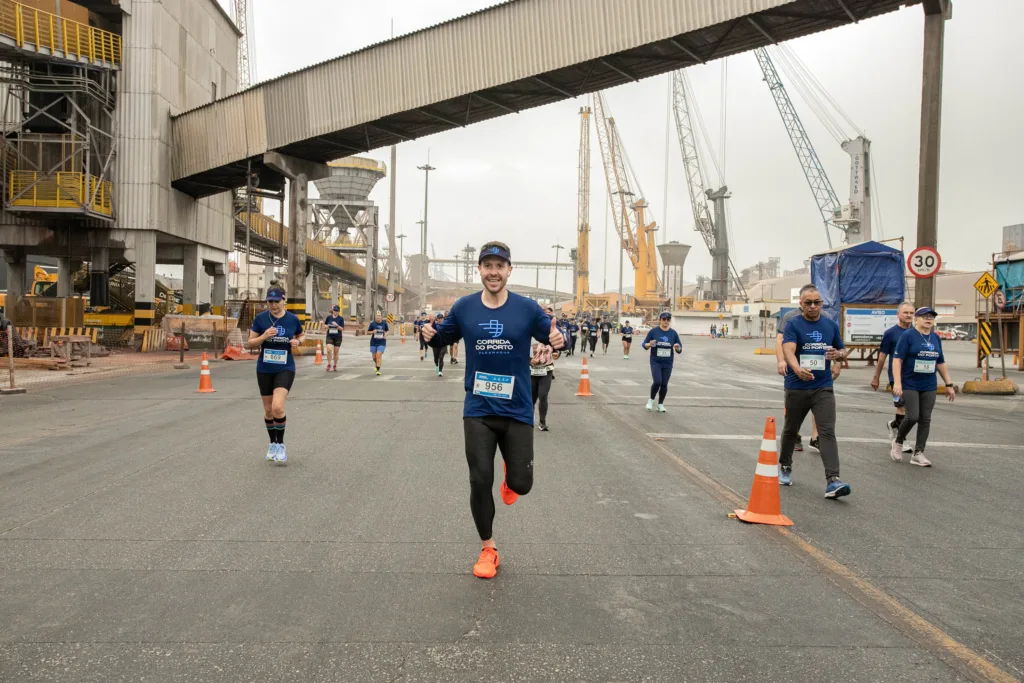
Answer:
[{"left": 229, "top": 0, "right": 1023, "bottom": 293}]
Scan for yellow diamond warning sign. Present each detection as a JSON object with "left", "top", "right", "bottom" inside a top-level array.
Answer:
[{"left": 973, "top": 272, "right": 999, "bottom": 299}]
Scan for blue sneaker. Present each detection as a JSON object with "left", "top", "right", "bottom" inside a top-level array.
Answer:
[
  {"left": 779, "top": 466, "right": 792, "bottom": 486},
  {"left": 274, "top": 444, "right": 288, "bottom": 464},
  {"left": 825, "top": 479, "right": 851, "bottom": 499},
  {"left": 265, "top": 443, "right": 277, "bottom": 461}
]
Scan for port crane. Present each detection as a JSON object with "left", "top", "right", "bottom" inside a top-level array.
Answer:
[
  {"left": 754, "top": 45, "right": 872, "bottom": 246},
  {"left": 592, "top": 91, "right": 663, "bottom": 313},
  {"left": 670, "top": 70, "right": 746, "bottom": 302}
]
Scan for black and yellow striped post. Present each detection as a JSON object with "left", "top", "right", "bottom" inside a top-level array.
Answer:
[
  {"left": 134, "top": 301, "right": 155, "bottom": 335},
  {"left": 286, "top": 298, "right": 308, "bottom": 325},
  {"left": 979, "top": 320, "right": 992, "bottom": 380},
  {"left": 979, "top": 321, "right": 992, "bottom": 356}
]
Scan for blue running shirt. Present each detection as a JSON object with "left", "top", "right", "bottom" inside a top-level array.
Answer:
[
  {"left": 251, "top": 310, "right": 304, "bottom": 373},
  {"left": 428, "top": 291, "right": 555, "bottom": 425}
]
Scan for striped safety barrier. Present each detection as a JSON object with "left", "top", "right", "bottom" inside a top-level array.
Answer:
[
  {"left": 15, "top": 327, "right": 39, "bottom": 343},
  {"left": 43, "top": 327, "right": 99, "bottom": 345},
  {"left": 140, "top": 328, "right": 165, "bottom": 353}
]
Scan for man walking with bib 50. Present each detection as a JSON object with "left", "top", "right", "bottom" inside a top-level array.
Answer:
[
  {"left": 778, "top": 284, "right": 852, "bottom": 499},
  {"left": 422, "top": 241, "right": 564, "bottom": 579}
]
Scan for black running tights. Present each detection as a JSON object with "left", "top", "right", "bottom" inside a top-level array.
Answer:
[
  {"left": 432, "top": 345, "right": 445, "bottom": 372},
  {"left": 531, "top": 372, "right": 552, "bottom": 424},
  {"left": 464, "top": 416, "right": 534, "bottom": 541}
]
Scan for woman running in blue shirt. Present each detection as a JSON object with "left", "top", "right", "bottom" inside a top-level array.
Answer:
[
  {"left": 248, "top": 283, "right": 304, "bottom": 463},
  {"left": 642, "top": 312, "right": 682, "bottom": 412}
]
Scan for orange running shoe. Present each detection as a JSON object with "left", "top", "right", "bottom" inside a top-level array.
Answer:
[
  {"left": 499, "top": 462, "right": 518, "bottom": 506},
  {"left": 472, "top": 547, "right": 500, "bottom": 579}
]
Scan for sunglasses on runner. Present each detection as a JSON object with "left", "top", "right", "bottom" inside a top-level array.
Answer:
[{"left": 802, "top": 299, "right": 823, "bottom": 306}]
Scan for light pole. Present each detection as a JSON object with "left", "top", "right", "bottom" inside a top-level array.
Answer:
[
  {"left": 552, "top": 243, "right": 565, "bottom": 295},
  {"left": 417, "top": 160, "right": 435, "bottom": 310},
  {"left": 396, "top": 232, "right": 406, "bottom": 314}
]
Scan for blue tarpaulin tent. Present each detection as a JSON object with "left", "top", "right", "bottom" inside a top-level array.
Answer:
[
  {"left": 995, "top": 252, "right": 1024, "bottom": 308},
  {"left": 810, "top": 241, "right": 905, "bottom": 323}
]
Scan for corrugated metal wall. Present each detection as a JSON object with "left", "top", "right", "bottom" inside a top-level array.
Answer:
[
  {"left": 172, "top": 0, "right": 792, "bottom": 181},
  {"left": 117, "top": 0, "right": 239, "bottom": 250}
]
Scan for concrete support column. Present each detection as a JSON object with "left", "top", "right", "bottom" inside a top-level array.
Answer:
[
  {"left": 264, "top": 264, "right": 275, "bottom": 296},
  {"left": 199, "top": 264, "right": 212, "bottom": 312},
  {"left": 2, "top": 249, "right": 26, "bottom": 318},
  {"left": 211, "top": 266, "right": 227, "bottom": 316},
  {"left": 182, "top": 244, "right": 201, "bottom": 315},
  {"left": 89, "top": 246, "right": 109, "bottom": 307},
  {"left": 287, "top": 173, "right": 309, "bottom": 322},
  {"left": 305, "top": 269, "right": 315, "bottom": 320},
  {"left": 914, "top": 0, "right": 950, "bottom": 310},
  {"left": 330, "top": 278, "right": 339, "bottom": 312},
  {"left": 57, "top": 257, "right": 72, "bottom": 298},
  {"left": 131, "top": 231, "right": 157, "bottom": 334}
]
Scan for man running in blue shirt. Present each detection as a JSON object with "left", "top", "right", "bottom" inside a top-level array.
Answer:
[
  {"left": 779, "top": 284, "right": 851, "bottom": 498},
  {"left": 415, "top": 311, "right": 429, "bottom": 361},
  {"left": 871, "top": 302, "right": 915, "bottom": 455},
  {"left": 422, "top": 241, "right": 564, "bottom": 579}
]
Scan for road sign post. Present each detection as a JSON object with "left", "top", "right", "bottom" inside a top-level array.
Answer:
[
  {"left": 995, "top": 288, "right": 1007, "bottom": 379},
  {"left": 973, "top": 272, "right": 1002, "bottom": 380}
]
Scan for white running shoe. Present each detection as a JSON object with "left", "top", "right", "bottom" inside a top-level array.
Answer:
[
  {"left": 889, "top": 439, "right": 903, "bottom": 462},
  {"left": 646, "top": 399, "right": 655, "bottom": 411},
  {"left": 657, "top": 404, "right": 666, "bottom": 413},
  {"left": 265, "top": 443, "right": 276, "bottom": 461},
  {"left": 910, "top": 452, "right": 932, "bottom": 467},
  {"left": 274, "top": 444, "right": 288, "bottom": 463}
]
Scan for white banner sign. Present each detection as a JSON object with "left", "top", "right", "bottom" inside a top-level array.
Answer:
[{"left": 843, "top": 307, "right": 900, "bottom": 345}]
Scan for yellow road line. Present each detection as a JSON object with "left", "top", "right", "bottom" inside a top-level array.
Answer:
[{"left": 597, "top": 403, "right": 1019, "bottom": 683}]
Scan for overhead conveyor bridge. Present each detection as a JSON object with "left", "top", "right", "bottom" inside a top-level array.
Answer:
[{"left": 170, "top": 0, "right": 915, "bottom": 198}]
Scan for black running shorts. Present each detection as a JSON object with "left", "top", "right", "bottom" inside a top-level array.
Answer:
[
  {"left": 325, "top": 334, "right": 342, "bottom": 346},
  {"left": 257, "top": 370, "right": 295, "bottom": 396}
]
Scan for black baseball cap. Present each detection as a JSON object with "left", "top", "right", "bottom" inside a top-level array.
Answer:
[
  {"left": 332, "top": 305, "right": 340, "bottom": 311},
  {"left": 659, "top": 311, "right": 672, "bottom": 320},
  {"left": 266, "top": 286, "right": 285, "bottom": 302},
  {"left": 478, "top": 242, "right": 511, "bottom": 264}
]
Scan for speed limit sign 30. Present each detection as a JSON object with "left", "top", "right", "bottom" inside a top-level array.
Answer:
[{"left": 907, "top": 246, "right": 941, "bottom": 279}]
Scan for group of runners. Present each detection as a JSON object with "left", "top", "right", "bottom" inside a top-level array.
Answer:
[
  {"left": 775, "top": 285, "right": 955, "bottom": 499},
  {"left": 556, "top": 316, "right": 619, "bottom": 357},
  {"left": 245, "top": 253, "right": 957, "bottom": 577},
  {"left": 413, "top": 311, "right": 459, "bottom": 377}
]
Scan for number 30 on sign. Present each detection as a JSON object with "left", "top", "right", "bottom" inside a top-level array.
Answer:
[{"left": 907, "top": 246, "right": 941, "bottom": 279}]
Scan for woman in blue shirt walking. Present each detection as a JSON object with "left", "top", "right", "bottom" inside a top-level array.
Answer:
[{"left": 891, "top": 307, "right": 955, "bottom": 466}]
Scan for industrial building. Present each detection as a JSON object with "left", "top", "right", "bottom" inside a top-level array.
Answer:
[{"left": 1, "top": 0, "right": 238, "bottom": 335}]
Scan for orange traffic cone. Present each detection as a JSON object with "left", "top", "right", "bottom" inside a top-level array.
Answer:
[
  {"left": 575, "top": 357, "right": 592, "bottom": 397},
  {"left": 197, "top": 352, "right": 216, "bottom": 393},
  {"left": 734, "top": 417, "right": 792, "bottom": 526},
  {"left": 314, "top": 342, "right": 323, "bottom": 365},
  {"left": 401, "top": 324, "right": 406, "bottom": 343}
]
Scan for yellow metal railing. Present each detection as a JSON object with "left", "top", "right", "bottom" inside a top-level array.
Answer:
[
  {"left": 237, "top": 211, "right": 402, "bottom": 293},
  {"left": 8, "top": 171, "right": 113, "bottom": 216},
  {"left": 0, "top": 1, "right": 121, "bottom": 67}
]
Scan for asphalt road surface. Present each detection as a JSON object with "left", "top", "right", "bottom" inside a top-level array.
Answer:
[{"left": 1, "top": 335, "right": 1021, "bottom": 682}]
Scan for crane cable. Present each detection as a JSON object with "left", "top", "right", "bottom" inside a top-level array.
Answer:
[
  {"left": 771, "top": 46, "right": 846, "bottom": 144},
  {"left": 779, "top": 43, "right": 864, "bottom": 139}
]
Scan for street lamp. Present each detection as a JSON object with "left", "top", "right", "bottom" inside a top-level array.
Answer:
[
  {"left": 552, "top": 243, "right": 565, "bottom": 295},
  {"left": 396, "top": 232, "right": 406, "bottom": 286},
  {"left": 417, "top": 161, "right": 435, "bottom": 310}
]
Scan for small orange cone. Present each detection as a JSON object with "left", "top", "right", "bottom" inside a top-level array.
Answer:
[
  {"left": 735, "top": 417, "right": 792, "bottom": 526},
  {"left": 197, "top": 352, "right": 216, "bottom": 393},
  {"left": 575, "top": 357, "right": 592, "bottom": 397},
  {"left": 401, "top": 324, "right": 406, "bottom": 344},
  {"left": 314, "top": 342, "right": 323, "bottom": 365}
]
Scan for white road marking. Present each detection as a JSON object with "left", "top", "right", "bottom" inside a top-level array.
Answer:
[{"left": 646, "top": 433, "right": 1024, "bottom": 451}]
